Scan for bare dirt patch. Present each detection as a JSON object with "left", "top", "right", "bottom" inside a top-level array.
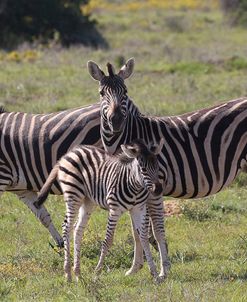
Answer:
[{"left": 164, "top": 200, "right": 182, "bottom": 217}]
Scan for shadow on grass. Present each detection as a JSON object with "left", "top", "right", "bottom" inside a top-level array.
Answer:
[
  {"left": 211, "top": 271, "right": 247, "bottom": 281},
  {"left": 170, "top": 250, "right": 200, "bottom": 264}
]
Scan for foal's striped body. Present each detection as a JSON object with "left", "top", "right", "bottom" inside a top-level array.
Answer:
[{"left": 35, "top": 140, "right": 168, "bottom": 281}]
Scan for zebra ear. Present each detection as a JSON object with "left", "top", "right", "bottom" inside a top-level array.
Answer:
[
  {"left": 118, "top": 58, "right": 135, "bottom": 80},
  {"left": 87, "top": 61, "right": 105, "bottom": 81},
  {"left": 151, "top": 138, "right": 164, "bottom": 155},
  {"left": 121, "top": 144, "right": 139, "bottom": 158}
]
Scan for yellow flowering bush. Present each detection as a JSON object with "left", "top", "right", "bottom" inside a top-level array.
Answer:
[
  {"left": 82, "top": 0, "right": 219, "bottom": 14},
  {"left": 4, "top": 50, "right": 40, "bottom": 63},
  {"left": 6, "top": 51, "right": 22, "bottom": 62},
  {"left": 0, "top": 260, "right": 42, "bottom": 278},
  {"left": 22, "top": 50, "right": 40, "bottom": 62}
]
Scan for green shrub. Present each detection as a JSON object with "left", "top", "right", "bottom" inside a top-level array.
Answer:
[
  {"left": 221, "top": 0, "right": 247, "bottom": 26},
  {"left": 0, "top": 0, "right": 107, "bottom": 49},
  {"left": 224, "top": 55, "right": 247, "bottom": 71},
  {"left": 182, "top": 201, "right": 215, "bottom": 221}
]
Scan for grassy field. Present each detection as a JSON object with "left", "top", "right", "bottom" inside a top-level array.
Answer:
[{"left": 0, "top": 3, "right": 247, "bottom": 301}]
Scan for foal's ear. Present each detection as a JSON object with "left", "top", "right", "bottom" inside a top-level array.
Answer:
[
  {"left": 150, "top": 138, "right": 164, "bottom": 155},
  {"left": 121, "top": 144, "right": 139, "bottom": 158},
  {"left": 118, "top": 58, "right": 135, "bottom": 80},
  {"left": 87, "top": 61, "right": 105, "bottom": 81}
]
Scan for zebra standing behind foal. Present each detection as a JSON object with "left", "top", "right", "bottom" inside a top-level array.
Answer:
[
  {"left": 0, "top": 102, "right": 101, "bottom": 247},
  {"left": 87, "top": 58, "right": 247, "bottom": 274},
  {"left": 34, "top": 139, "right": 168, "bottom": 282}
]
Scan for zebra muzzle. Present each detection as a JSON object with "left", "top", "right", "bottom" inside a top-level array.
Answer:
[
  {"left": 109, "top": 107, "right": 125, "bottom": 133},
  {"left": 151, "top": 182, "right": 163, "bottom": 196}
]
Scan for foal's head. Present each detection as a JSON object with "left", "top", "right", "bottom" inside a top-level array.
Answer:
[{"left": 121, "top": 139, "right": 164, "bottom": 197}]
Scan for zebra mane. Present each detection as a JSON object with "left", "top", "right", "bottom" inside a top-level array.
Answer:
[
  {"left": 106, "top": 63, "right": 115, "bottom": 77},
  {"left": 115, "top": 150, "right": 134, "bottom": 165},
  {"left": 118, "top": 154, "right": 134, "bottom": 165}
]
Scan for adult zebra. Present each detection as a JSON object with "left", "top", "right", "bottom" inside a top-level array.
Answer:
[
  {"left": 88, "top": 58, "right": 247, "bottom": 274},
  {"left": 0, "top": 103, "right": 101, "bottom": 247}
]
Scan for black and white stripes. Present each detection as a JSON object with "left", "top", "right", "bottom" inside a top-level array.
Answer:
[
  {"left": 0, "top": 103, "right": 101, "bottom": 246},
  {"left": 88, "top": 58, "right": 247, "bottom": 275},
  {"left": 88, "top": 59, "right": 247, "bottom": 199},
  {"left": 34, "top": 140, "right": 169, "bottom": 281}
]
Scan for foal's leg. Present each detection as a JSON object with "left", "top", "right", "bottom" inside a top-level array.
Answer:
[
  {"left": 125, "top": 215, "right": 144, "bottom": 276},
  {"left": 95, "top": 208, "right": 123, "bottom": 273},
  {"left": 63, "top": 195, "right": 81, "bottom": 282},
  {"left": 73, "top": 200, "right": 95, "bottom": 281},
  {"left": 130, "top": 205, "right": 158, "bottom": 279},
  {"left": 148, "top": 197, "right": 170, "bottom": 280}
]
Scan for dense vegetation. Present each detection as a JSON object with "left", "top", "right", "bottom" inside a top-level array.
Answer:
[
  {"left": 221, "top": 0, "right": 247, "bottom": 26},
  {"left": 0, "top": 0, "right": 107, "bottom": 49},
  {"left": 0, "top": 1, "right": 247, "bottom": 301}
]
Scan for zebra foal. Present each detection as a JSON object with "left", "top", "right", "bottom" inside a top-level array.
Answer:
[{"left": 34, "top": 139, "right": 168, "bottom": 282}]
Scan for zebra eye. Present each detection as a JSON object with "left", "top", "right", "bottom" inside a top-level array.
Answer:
[{"left": 100, "top": 90, "right": 105, "bottom": 97}]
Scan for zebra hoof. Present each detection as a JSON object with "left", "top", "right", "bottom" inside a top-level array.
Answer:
[
  {"left": 154, "top": 275, "right": 166, "bottom": 284},
  {"left": 125, "top": 264, "right": 143, "bottom": 276},
  {"left": 57, "top": 240, "right": 64, "bottom": 249}
]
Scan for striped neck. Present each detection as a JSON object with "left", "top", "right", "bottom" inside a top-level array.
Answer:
[
  {"left": 101, "top": 98, "right": 141, "bottom": 154},
  {"left": 128, "top": 159, "right": 146, "bottom": 193}
]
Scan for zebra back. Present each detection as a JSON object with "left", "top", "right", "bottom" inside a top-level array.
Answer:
[{"left": 0, "top": 102, "right": 102, "bottom": 194}]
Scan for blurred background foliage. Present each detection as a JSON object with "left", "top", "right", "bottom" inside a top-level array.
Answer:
[
  {"left": 221, "top": 0, "right": 247, "bottom": 25},
  {"left": 0, "top": 0, "right": 108, "bottom": 49},
  {"left": 1, "top": 0, "right": 247, "bottom": 50},
  {"left": 82, "top": 0, "right": 219, "bottom": 13}
]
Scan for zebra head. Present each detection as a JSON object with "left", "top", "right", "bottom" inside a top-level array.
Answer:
[
  {"left": 121, "top": 139, "right": 164, "bottom": 197},
  {"left": 88, "top": 58, "right": 134, "bottom": 133}
]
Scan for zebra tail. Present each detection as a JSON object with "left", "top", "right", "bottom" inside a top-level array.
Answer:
[{"left": 34, "top": 164, "right": 59, "bottom": 209}]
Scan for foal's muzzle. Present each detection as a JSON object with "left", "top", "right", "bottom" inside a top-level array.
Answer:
[{"left": 150, "top": 182, "right": 163, "bottom": 196}]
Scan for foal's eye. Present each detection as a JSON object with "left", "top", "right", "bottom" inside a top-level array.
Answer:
[{"left": 100, "top": 91, "right": 105, "bottom": 97}]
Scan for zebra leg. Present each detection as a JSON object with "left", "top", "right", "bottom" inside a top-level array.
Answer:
[
  {"left": 148, "top": 219, "right": 159, "bottom": 251},
  {"left": 0, "top": 164, "right": 13, "bottom": 197},
  {"left": 95, "top": 208, "right": 122, "bottom": 273},
  {"left": 125, "top": 215, "right": 144, "bottom": 276},
  {"left": 73, "top": 200, "right": 95, "bottom": 282},
  {"left": 148, "top": 197, "right": 170, "bottom": 280},
  {"left": 63, "top": 195, "right": 81, "bottom": 282},
  {"left": 15, "top": 191, "right": 64, "bottom": 248},
  {"left": 0, "top": 185, "right": 8, "bottom": 198},
  {"left": 129, "top": 205, "right": 158, "bottom": 279}
]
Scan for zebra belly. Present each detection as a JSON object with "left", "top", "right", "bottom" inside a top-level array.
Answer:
[{"left": 164, "top": 163, "right": 245, "bottom": 199}]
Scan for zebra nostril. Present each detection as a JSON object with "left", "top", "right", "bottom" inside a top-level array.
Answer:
[
  {"left": 151, "top": 183, "right": 163, "bottom": 196},
  {"left": 110, "top": 111, "right": 125, "bottom": 132}
]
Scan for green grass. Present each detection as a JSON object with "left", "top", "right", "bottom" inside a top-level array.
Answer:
[
  {"left": 0, "top": 5, "right": 247, "bottom": 302},
  {"left": 0, "top": 192, "right": 246, "bottom": 301}
]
